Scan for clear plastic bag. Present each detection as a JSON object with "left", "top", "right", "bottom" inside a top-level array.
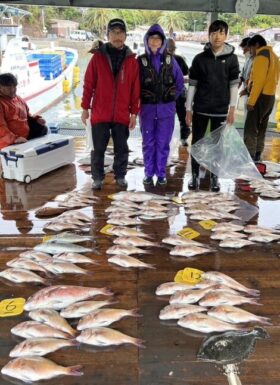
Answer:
[{"left": 190, "top": 124, "right": 262, "bottom": 180}]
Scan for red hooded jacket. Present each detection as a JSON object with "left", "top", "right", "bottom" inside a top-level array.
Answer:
[{"left": 81, "top": 44, "right": 140, "bottom": 126}]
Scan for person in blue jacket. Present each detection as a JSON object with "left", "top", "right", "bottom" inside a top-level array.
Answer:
[{"left": 138, "top": 24, "right": 184, "bottom": 186}]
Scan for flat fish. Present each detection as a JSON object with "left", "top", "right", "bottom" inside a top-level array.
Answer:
[
  {"left": 29, "top": 309, "right": 77, "bottom": 336},
  {"left": 162, "top": 235, "right": 206, "bottom": 247},
  {"left": 177, "top": 313, "right": 244, "bottom": 333},
  {"left": 34, "top": 242, "right": 92, "bottom": 254},
  {"left": 199, "top": 292, "right": 260, "bottom": 307},
  {"left": 43, "top": 261, "right": 89, "bottom": 275},
  {"left": 53, "top": 252, "right": 96, "bottom": 264},
  {"left": 170, "top": 245, "right": 212, "bottom": 258},
  {"left": 24, "top": 285, "right": 113, "bottom": 311},
  {"left": 106, "top": 245, "right": 149, "bottom": 255},
  {"left": 159, "top": 304, "right": 207, "bottom": 320},
  {"left": 61, "top": 299, "right": 113, "bottom": 318},
  {"left": 219, "top": 239, "right": 255, "bottom": 248},
  {"left": 35, "top": 206, "right": 68, "bottom": 218},
  {"left": 1, "top": 356, "right": 83, "bottom": 382},
  {"left": 11, "top": 321, "right": 73, "bottom": 339},
  {"left": 108, "top": 255, "right": 154, "bottom": 269},
  {"left": 76, "top": 327, "right": 144, "bottom": 347},
  {"left": 202, "top": 271, "right": 260, "bottom": 296},
  {"left": 113, "top": 236, "right": 159, "bottom": 247},
  {"left": 107, "top": 226, "right": 150, "bottom": 238},
  {"left": 0, "top": 268, "right": 47, "bottom": 284},
  {"left": 9, "top": 338, "right": 77, "bottom": 357},
  {"left": 208, "top": 305, "right": 272, "bottom": 325},
  {"left": 77, "top": 308, "right": 140, "bottom": 329}
]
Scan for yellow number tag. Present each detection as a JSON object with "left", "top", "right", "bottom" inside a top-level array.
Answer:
[
  {"left": 177, "top": 227, "right": 200, "bottom": 239},
  {"left": 174, "top": 269, "right": 184, "bottom": 283},
  {"left": 182, "top": 268, "right": 204, "bottom": 284},
  {"left": 0, "top": 298, "right": 26, "bottom": 317},
  {"left": 172, "top": 197, "right": 184, "bottom": 204},
  {"left": 100, "top": 224, "right": 115, "bottom": 235},
  {"left": 107, "top": 194, "right": 115, "bottom": 200},
  {"left": 198, "top": 220, "right": 217, "bottom": 230},
  {"left": 42, "top": 235, "right": 53, "bottom": 242}
]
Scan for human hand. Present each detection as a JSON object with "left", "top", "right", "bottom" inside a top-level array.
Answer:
[
  {"left": 81, "top": 109, "right": 89, "bottom": 125},
  {"left": 239, "top": 89, "right": 247, "bottom": 97},
  {"left": 37, "top": 117, "right": 46, "bottom": 125},
  {"left": 227, "top": 107, "right": 235, "bottom": 125},
  {"left": 186, "top": 110, "right": 192, "bottom": 127},
  {"left": 247, "top": 104, "right": 254, "bottom": 111},
  {"left": 129, "top": 114, "right": 136, "bottom": 130},
  {"left": 14, "top": 137, "right": 28, "bottom": 144}
]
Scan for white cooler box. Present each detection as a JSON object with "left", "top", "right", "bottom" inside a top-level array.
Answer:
[{"left": 0, "top": 134, "right": 75, "bottom": 183}]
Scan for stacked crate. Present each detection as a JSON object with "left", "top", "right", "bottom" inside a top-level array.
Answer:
[{"left": 28, "top": 53, "right": 62, "bottom": 80}]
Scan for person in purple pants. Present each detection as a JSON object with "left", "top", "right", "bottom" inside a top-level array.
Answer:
[{"left": 138, "top": 24, "right": 184, "bottom": 186}]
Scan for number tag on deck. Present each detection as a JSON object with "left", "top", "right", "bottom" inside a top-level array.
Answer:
[
  {"left": 198, "top": 220, "right": 217, "bottom": 230},
  {"left": 107, "top": 194, "right": 115, "bottom": 200},
  {"left": 182, "top": 268, "right": 204, "bottom": 284},
  {"left": 0, "top": 298, "right": 26, "bottom": 317},
  {"left": 100, "top": 224, "right": 115, "bottom": 235},
  {"left": 177, "top": 227, "right": 200, "bottom": 239},
  {"left": 42, "top": 235, "right": 53, "bottom": 242},
  {"left": 172, "top": 197, "right": 184, "bottom": 205}
]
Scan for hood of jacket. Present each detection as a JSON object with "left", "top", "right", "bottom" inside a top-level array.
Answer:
[
  {"left": 144, "top": 24, "right": 167, "bottom": 56},
  {"left": 204, "top": 42, "right": 235, "bottom": 58}
]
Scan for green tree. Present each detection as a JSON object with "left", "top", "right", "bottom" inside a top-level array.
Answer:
[
  {"left": 158, "top": 11, "right": 187, "bottom": 36},
  {"left": 83, "top": 8, "right": 116, "bottom": 37}
]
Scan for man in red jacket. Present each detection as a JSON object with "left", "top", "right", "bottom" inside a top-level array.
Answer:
[
  {"left": 81, "top": 18, "right": 140, "bottom": 189},
  {"left": 0, "top": 73, "right": 48, "bottom": 150}
]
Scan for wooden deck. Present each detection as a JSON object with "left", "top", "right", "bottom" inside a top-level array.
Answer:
[{"left": 0, "top": 136, "right": 280, "bottom": 385}]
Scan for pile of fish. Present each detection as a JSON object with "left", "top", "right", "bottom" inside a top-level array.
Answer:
[
  {"left": 247, "top": 178, "right": 280, "bottom": 199},
  {"left": 54, "top": 189, "right": 99, "bottom": 209},
  {"left": 1, "top": 284, "right": 144, "bottom": 382},
  {"left": 156, "top": 271, "right": 272, "bottom": 334}
]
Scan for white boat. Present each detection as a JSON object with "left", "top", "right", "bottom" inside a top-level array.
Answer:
[{"left": 0, "top": 37, "right": 78, "bottom": 114}]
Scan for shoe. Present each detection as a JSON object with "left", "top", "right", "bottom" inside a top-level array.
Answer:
[
  {"left": 157, "top": 177, "right": 167, "bottom": 185},
  {"left": 143, "top": 176, "right": 153, "bottom": 185},
  {"left": 188, "top": 174, "right": 199, "bottom": 190},
  {"left": 180, "top": 139, "right": 188, "bottom": 147},
  {"left": 92, "top": 180, "right": 102, "bottom": 190},
  {"left": 210, "top": 174, "right": 220, "bottom": 192},
  {"left": 116, "top": 178, "right": 128, "bottom": 188}
]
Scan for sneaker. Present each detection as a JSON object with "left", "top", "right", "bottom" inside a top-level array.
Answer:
[
  {"left": 180, "top": 139, "right": 188, "bottom": 147},
  {"left": 210, "top": 174, "right": 220, "bottom": 192},
  {"left": 143, "top": 176, "right": 153, "bottom": 185},
  {"left": 116, "top": 178, "right": 128, "bottom": 188},
  {"left": 92, "top": 180, "right": 102, "bottom": 190},
  {"left": 188, "top": 174, "right": 199, "bottom": 190},
  {"left": 157, "top": 177, "right": 167, "bottom": 185}
]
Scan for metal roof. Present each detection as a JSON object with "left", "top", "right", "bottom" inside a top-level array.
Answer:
[{"left": 3, "top": 0, "right": 280, "bottom": 15}]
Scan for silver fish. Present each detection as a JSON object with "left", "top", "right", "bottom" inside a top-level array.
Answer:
[
  {"left": 77, "top": 308, "right": 140, "bottom": 329},
  {"left": 219, "top": 239, "right": 255, "bottom": 248},
  {"left": 113, "top": 236, "right": 159, "bottom": 248},
  {"left": 11, "top": 321, "right": 73, "bottom": 339},
  {"left": 24, "top": 285, "right": 113, "bottom": 311},
  {"left": 1, "top": 356, "right": 83, "bottom": 381},
  {"left": 43, "top": 232, "right": 93, "bottom": 244},
  {"left": 43, "top": 261, "right": 89, "bottom": 275},
  {"left": 159, "top": 304, "right": 207, "bottom": 320},
  {"left": 199, "top": 292, "right": 260, "bottom": 307},
  {"left": 107, "top": 226, "right": 150, "bottom": 238},
  {"left": 108, "top": 255, "right": 154, "bottom": 269},
  {"left": 61, "top": 299, "right": 113, "bottom": 318},
  {"left": 111, "top": 200, "right": 140, "bottom": 209},
  {"left": 107, "top": 218, "right": 143, "bottom": 226},
  {"left": 76, "top": 327, "right": 144, "bottom": 347},
  {"left": 9, "top": 338, "right": 77, "bottom": 357},
  {"left": 207, "top": 305, "right": 272, "bottom": 325},
  {"left": 248, "top": 233, "right": 280, "bottom": 243},
  {"left": 53, "top": 252, "right": 96, "bottom": 264},
  {"left": 106, "top": 245, "right": 149, "bottom": 255},
  {"left": 162, "top": 235, "right": 206, "bottom": 247},
  {"left": 170, "top": 245, "right": 212, "bottom": 258},
  {"left": 244, "top": 224, "right": 280, "bottom": 234},
  {"left": 105, "top": 206, "right": 137, "bottom": 213},
  {"left": 110, "top": 191, "right": 169, "bottom": 203},
  {"left": 212, "top": 223, "right": 245, "bottom": 232},
  {"left": 29, "top": 309, "right": 76, "bottom": 336},
  {"left": 34, "top": 242, "right": 92, "bottom": 254},
  {"left": 202, "top": 271, "right": 260, "bottom": 296},
  {"left": 177, "top": 313, "right": 244, "bottom": 333},
  {"left": 6, "top": 258, "right": 48, "bottom": 272},
  {"left": 19, "top": 251, "right": 51, "bottom": 262},
  {"left": 210, "top": 232, "right": 247, "bottom": 241},
  {"left": 0, "top": 268, "right": 47, "bottom": 284}
]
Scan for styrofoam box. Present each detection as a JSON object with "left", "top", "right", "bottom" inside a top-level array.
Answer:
[{"left": 0, "top": 134, "right": 75, "bottom": 183}]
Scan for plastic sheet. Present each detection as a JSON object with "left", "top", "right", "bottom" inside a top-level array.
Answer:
[{"left": 190, "top": 124, "right": 262, "bottom": 180}]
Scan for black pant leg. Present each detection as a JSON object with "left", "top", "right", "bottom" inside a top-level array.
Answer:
[
  {"left": 191, "top": 113, "right": 210, "bottom": 175},
  {"left": 27, "top": 117, "right": 48, "bottom": 140},
  {"left": 91, "top": 123, "right": 111, "bottom": 180},
  {"left": 176, "top": 94, "right": 190, "bottom": 140},
  {"left": 110, "top": 123, "right": 129, "bottom": 179},
  {"left": 257, "top": 94, "right": 275, "bottom": 153}
]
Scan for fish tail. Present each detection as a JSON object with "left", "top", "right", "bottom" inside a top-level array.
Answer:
[
  {"left": 147, "top": 263, "right": 156, "bottom": 269},
  {"left": 133, "top": 338, "right": 145, "bottom": 348},
  {"left": 246, "top": 288, "right": 260, "bottom": 297},
  {"left": 66, "top": 365, "right": 83, "bottom": 376},
  {"left": 258, "top": 316, "right": 273, "bottom": 325},
  {"left": 130, "top": 309, "right": 142, "bottom": 318},
  {"left": 248, "top": 299, "right": 262, "bottom": 306},
  {"left": 102, "top": 288, "right": 114, "bottom": 296},
  {"left": 69, "top": 339, "right": 80, "bottom": 346}
]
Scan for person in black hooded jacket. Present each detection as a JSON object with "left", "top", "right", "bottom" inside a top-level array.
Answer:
[{"left": 186, "top": 20, "right": 239, "bottom": 192}]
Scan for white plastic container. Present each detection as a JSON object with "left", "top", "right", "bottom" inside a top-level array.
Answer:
[{"left": 0, "top": 134, "right": 75, "bottom": 183}]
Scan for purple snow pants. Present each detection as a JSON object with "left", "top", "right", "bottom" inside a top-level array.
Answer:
[{"left": 140, "top": 115, "right": 175, "bottom": 178}]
